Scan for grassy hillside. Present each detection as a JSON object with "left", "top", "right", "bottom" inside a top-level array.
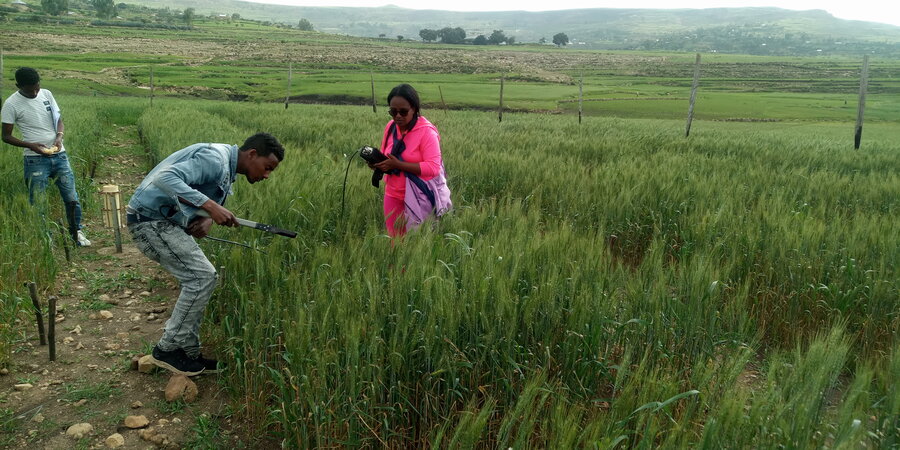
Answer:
[{"left": 118, "top": 0, "right": 900, "bottom": 54}]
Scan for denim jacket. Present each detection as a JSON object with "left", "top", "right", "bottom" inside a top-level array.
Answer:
[{"left": 127, "top": 143, "right": 238, "bottom": 228}]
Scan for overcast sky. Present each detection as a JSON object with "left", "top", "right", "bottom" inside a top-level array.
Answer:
[{"left": 241, "top": 0, "right": 900, "bottom": 27}]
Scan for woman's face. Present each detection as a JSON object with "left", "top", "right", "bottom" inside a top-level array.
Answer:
[{"left": 389, "top": 96, "right": 415, "bottom": 130}]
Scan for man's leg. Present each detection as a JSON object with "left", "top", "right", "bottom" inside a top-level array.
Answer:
[
  {"left": 52, "top": 155, "right": 87, "bottom": 244},
  {"left": 130, "top": 221, "right": 218, "bottom": 364},
  {"left": 23, "top": 156, "right": 51, "bottom": 216}
]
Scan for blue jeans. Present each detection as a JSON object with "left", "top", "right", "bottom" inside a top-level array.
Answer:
[
  {"left": 128, "top": 220, "right": 218, "bottom": 358},
  {"left": 24, "top": 153, "right": 83, "bottom": 233}
]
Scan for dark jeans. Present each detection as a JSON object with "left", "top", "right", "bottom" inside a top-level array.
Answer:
[{"left": 24, "top": 153, "right": 83, "bottom": 233}]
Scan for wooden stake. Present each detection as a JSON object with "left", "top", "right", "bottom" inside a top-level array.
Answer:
[
  {"left": 685, "top": 53, "right": 701, "bottom": 137},
  {"left": 48, "top": 296, "right": 57, "bottom": 361},
  {"left": 498, "top": 74, "right": 505, "bottom": 123},
  {"left": 0, "top": 48, "right": 4, "bottom": 107},
  {"left": 370, "top": 72, "right": 377, "bottom": 113},
  {"left": 149, "top": 65, "right": 154, "bottom": 107},
  {"left": 26, "top": 282, "right": 47, "bottom": 346},
  {"left": 854, "top": 55, "right": 869, "bottom": 150},
  {"left": 58, "top": 219, "right": 71, "bottom": 263},
  {"left": 439, "top": 86, "right": 448, "bottom": 116},
  {"left": 285, "top": 62, "right": 292, "bottom": 109},
  {"left": 110, "top": 192, "right": 123, "bottom": 253},
  {"left": 578, "top": 71, "right": 584, "bottom": 124}
]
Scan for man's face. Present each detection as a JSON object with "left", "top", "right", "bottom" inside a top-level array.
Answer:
[
  {"left": 243, "top": 149, "right": 281, "bottom": 184},
  {"left": 17, "top": 82, "right": 40, "bottom": 99}
]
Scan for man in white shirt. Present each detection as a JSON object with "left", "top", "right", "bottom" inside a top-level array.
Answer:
[{"left": 1, "top": 67, "right": 90, "bottom": 246}]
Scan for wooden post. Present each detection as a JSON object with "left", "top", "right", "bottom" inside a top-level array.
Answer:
[
  {"left": 578, "top": 71, "right": 584, "bottom": 124},
  {"left": 110, "top": 193, "right": 123, "bottom": 253},
  {"left": 370, "top": 72, "right": 377, "bottom": 113},
  {"left": 685, "top": 53, "right": 701, "bottom": 137},
  {"left": 48, "top": 296, "right": 57, "bottom": 361},
  {"left": 854, "top": 55, "right": 869, "bottom": 150},
  {"left": 0, "top": 48, "right": 4, "bottom": 107},
  {"left": 438, "top": 86, "right": 449, "bottom": 116},
  {"left": 26, "top": 282, "right": 47, "bottom": 346},
  {"left": 498, "top": 74, "right": 505, "bottom": 123},
  {"left": 149, "top": 65, "right": 154, "bottom": 107},
  {"left": 285, "top": 62, "right": 292, "bottom": 109},
  {"left": 58, "top": 219, "right": 71, "bottom": 263}
]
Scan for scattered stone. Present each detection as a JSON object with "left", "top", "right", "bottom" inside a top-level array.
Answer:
[
  {"left": 147, "top": 307, "right": 167, "bottom": 314},
  {"left": 124, "top": 415, "right": 150, "bottom": 429},
  {"left": 54, "top": 314, "right": 65, "bottom": 323},
  {"left": 124, "top": 290, "right": 133, "bottom": 297},
  {"left": 31, "top": 413, "right": 45, "bottom": 423},
  {"left": 87, "top": 364, "right": 99, "bottom": 370},
  {"left": 99, "top": 310, "right": 114, "bottom": 320},
  {"left": 130, "top": 326, "right": 141, "bottom": 331},
  {"left": 66, "top": 422, "right": 93, "bottom": 439},
  {"left": 171, "top": 417, "right": 181, "bottom": 424},
  {"left": 131, "top": 400, "right": 143, "bottom": 409},
  {"left": 140, "top": 291, "right": 151, "bottom": 297},
  {"left": 125, "top": 300, "right": 137, "bottom": 307},
  {"left": 71, "top": 325, "right": 82, "bottom": 335},
  {"left": 73, "top": 399, "right": 87, "bottom": 407},
  {"left": 99, "top": 294, "right": 112, "bottom": 303},
  {"left": 105, "top": 343, "right": 122, "bottom": 351},
  {"left": 14, "top": 383, "right": 33, "bottom": 391},
  {"left": 157, "top": 418, "right": 169, "bottom": 426},
  {"left": 164, "top": 374, "right": 198, "bottom": 402},
  {"left": 63, "top": 336, "right": 75, "bottom": 345},
  {"left": 41, "top": 369, "right": 49, "bottom": 376},
  {"left": 105, "top": 433, "right": 125, "bottom": 448},
  {"left": 138, "top": 355, "right": 156, "bottom": 374},
  {"left": 0, "top": 368, "right": 8, "bottom": 375},
  {"left": 130, "top": 314, "right": 142, "bottom": 322},
  {"left": 89, "top": 313, "right": 98, "bottom": 320},
  {"left": 75, "top": 342, "right": 85, "bottom": 350},
  {"left": 147, "top": 314, "right": 157, "bottom": 321},
  {"left": 116, "top": 332, "right": 129, "bottom": 339}
]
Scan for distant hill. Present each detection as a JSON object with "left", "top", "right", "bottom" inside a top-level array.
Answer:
[{"left": 126, "top": 0, "right": 900, "bottom": 55}]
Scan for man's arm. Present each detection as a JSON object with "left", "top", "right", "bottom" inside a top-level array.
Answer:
[
  {"left": 1, "top": 123, "right": 51, "bottom": 155},
  {"left": 153, "top": 147, "right": 238, "bottom": 227},
  {"left": 53, "top": 117, "right": 64, "bottom": 150}
]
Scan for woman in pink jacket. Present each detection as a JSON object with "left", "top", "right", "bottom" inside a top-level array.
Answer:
[{"left": 370, "top": 84, "right": 451, "bottom": 237}]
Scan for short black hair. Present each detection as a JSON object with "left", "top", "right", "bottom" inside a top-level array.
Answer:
[
  {"left": 239, "top": 133, "right": 285, "bottom": 161},
  {"left": 387, "top": 84, "right": 421, "bottom": 115},
  {"left": 15, "top": 67, "right": 40, "bottom": 86}
]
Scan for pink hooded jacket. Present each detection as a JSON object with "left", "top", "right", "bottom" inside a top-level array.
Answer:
[{"left": 380, "top": 116, "right": 443, "bottom": 200}]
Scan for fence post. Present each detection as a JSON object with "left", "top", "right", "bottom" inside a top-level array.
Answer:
[
  {"left": 498, "top": 74, "right": 505, "bottom": 123},
  {"left": 48, "top": 296, "right": 57, "bottom": 361},
  {"left": 854, "top": 55, "right": 869, "bottom": 150},
  {"left": 0, "top": 48, "right": 4, "bottom": 107},
  {"left": 370, "top": 72, "right": 377, "bottom": 113},
  {"left": 26, "top": 282, "right": 47, "bottom": 346},
  {"left": 285, "top": 62, "right": 293, "bottom": 109},
  {"left": 578, "top": 70, "right": 584, "bottom": 124},
  {"left": 439, "top": 86, "right": 449, "bottom": 116},
  {"left": 149, "top": 65, "right": 154, "bottom": 107},
  {"left": 685, "top": 53, "right": 701, "bottom": 137}
]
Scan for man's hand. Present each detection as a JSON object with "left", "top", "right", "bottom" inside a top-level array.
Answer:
[
  {"left": 186, "top": 217, "right": 214, "bottom": 238},
  {"left": 29, "top": 143, "right": 53, "bottom": 156},
  {"left": 200, "top": 200, "right": 238, "bottom": 227}
]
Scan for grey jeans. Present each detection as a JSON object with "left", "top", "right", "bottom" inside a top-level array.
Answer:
[{"left": 129, "top": 220, "right": 217, "bottom": 357}]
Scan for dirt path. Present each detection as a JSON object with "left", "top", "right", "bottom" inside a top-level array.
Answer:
[{"left": 0, "top": 126, "right": 235, "bottom": 449}]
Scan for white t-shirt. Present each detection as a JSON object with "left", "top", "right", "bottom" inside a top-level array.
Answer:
[{"left": 1, "top": 89, "right": 65, "bottom": 156}]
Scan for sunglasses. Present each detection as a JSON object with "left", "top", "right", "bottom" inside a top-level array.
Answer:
[{"left": 388, "top": 108, "right": 411, "bottom": 117}]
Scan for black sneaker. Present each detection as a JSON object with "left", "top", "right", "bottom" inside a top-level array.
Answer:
[
  {"left": 149, "top": 346, "right": 205, "bottom": 376},
  {"left": 191, "top": 354, "right": 223, "bottom": 374}
]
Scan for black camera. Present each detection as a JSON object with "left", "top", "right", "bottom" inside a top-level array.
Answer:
[{"left": 359, "top": 146, "right": 387, "bottom": 165}]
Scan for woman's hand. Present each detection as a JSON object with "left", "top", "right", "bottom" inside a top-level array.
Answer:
[{"left": 373, "top": 153, "right": 401, "bottom": 173}]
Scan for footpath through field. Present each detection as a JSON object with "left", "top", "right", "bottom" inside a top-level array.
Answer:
[{"left": 0, "top": 124, "right": 236, "bottom": 449}]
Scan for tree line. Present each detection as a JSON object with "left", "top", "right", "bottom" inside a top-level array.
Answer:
[{"left": 418, "top": 27, "right": 571, "bottom": 47}]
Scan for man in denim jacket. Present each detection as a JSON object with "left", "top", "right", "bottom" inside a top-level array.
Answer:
[{"left": 127, "top": 133, "right": 284, "bottom": 376}]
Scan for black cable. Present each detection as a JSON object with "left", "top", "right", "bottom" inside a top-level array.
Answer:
[{"left": 340, "top": 149, "right": 359, "bottom": 229}]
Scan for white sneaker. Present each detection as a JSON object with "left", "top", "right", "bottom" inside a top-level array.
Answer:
[{"left": 76, "top": 230, "right": 92, "bottom": 247}]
